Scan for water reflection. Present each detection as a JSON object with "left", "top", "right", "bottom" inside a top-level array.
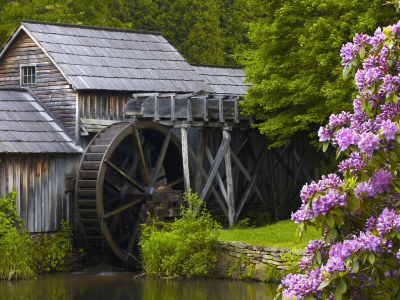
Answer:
[{"left": 0, "top": 273, "right": 279, "bottom": 300}]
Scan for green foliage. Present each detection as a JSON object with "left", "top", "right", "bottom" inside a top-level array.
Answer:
[
  {"left": 228, "top": 252, "right": 255, "bottom": 280},
  {"left": 263, "top": 264, "right": 280, "bottom": 282},
  {"left": 0, "top": 189, "right": 73, "bottom": 279},
  {"left": 232, "top": 217, "right": 251, "bottom": 229},
  {"left": 281, "top": 249, "right": 302, "bottom": 275},
  {"left": 240, "top": 0, "right": 399, "bottom": 147},
  {"left": 0, "top": 228, "right": 33, "bottom": 280},
  {"left": 0, "top": 188, "right": 24, "bottom": 235},
  {"left": 139, "top": 192, "right": 221, "bottom": 278},
  {"left": 112, "top": 0, "right": 256, "bottom": 65},
  {"left": 0, "top": 0, "right": 130, "bottom": 46},
  {"left": 31, "top": 221, "right": 73, "bottom": 273}
]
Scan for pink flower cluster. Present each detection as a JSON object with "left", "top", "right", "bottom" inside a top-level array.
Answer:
[{"left": 282, "top": 19, "right": 400, "bottom": 299}]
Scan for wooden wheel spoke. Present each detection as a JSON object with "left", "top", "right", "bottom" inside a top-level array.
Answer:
[
  {"left": 109, "top": 212, "right": 121, "bottom": 235},
  {"left": 104, "top": 159, "right": 145, "bottom": 192},
  {"left": 124, "top": 217, "right": 141, "bottom": 261},
  {"left": 104, "top": 195, "right": 121, "bottom": 206},
  {"left": 132, "top": 125, "right": 149, "bottom": 186},
  {"left": 128, "top": 136, "right": 145, "bottom": 178},
  {"left": 102, "top": 197, "right": 145, "bottom": 219},
  {"left": 149, "top": 129, "right": 172, "bottom": 187},
  {"left": 104, "top": 177, "right": 121, "bottom": 192}
]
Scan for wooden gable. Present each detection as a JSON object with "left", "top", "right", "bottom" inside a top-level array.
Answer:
[{"left": 0, "top": 31, "right": 76, "bottom": 136}]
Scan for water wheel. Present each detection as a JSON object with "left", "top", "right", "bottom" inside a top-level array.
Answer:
[{"left": 75, "top": 121, "right": 184, "bottom": 267}]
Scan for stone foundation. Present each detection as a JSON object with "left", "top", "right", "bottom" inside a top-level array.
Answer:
[{"left": 216, "top": 240, "right": 305, "bottom": 281}]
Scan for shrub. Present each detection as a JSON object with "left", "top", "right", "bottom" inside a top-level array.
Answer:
[
  {"left": 0, "top": 188, "right": 73, "bottom": 279},
  {"left": 277, "top": 4, "right": 400, "bottom": 299},
  {"left": 140, "top": 192, "right": 221, "bottom": 278}
]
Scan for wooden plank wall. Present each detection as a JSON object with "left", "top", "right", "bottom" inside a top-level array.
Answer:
[
  {"left": 0, "top": 32, "right": 77, "bottom": 136},
  {"left": 0, "top": 153, "right": 80, "bottom": 232},
  {"left": 78, "top": 90, "right": 133, "bottom": 149}
]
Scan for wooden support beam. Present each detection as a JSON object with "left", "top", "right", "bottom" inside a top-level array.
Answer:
[
  {"left": 181, "top": 126, "right": 191, "bottom": 194},
  {"left": 223, "top": 128, "right": 235, "bottom": 227},
  {"left": 292, "top": 145, "right": 312, "bottom": 187},
  {"left": 230, "top": 149, "right": 267, "bottom": 206},
  {"left": 202, "top": 96, "right": 208, "bottom": 121},
  {"left": 218, "top": 96, "right": 225, "bottom": 122},
  {"left": 187, "top": 97, "right": 193, "bottom": 121},
  {"left": 154, "top": 95, "right": 159, "bottom": 121},
  {"left": 171, "top": 95, "right": 176, "bottom": 121},
  {"left": 236, "top": 142, "right": 268, "bottom": 222},
  {"left": 195, "top": 129, "right": 206, "bottom": 194},
  {"left": 205, "top": 146, "right": 228, "bottom": 202},
  {"left": 270, "top": 147, "right": 303, "bottom": 188},
  {"left": 200, "top": 135, "right": 231, "bottom": 201},
  {"left": 187, "top": 144, "right": 229, "bottom": 217}
]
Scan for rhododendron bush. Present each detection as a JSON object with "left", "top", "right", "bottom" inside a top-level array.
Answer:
[{"left": 276, "top": 9, "right": 400, "bottom": 300}]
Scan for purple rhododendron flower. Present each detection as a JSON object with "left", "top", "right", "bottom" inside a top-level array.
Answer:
[{"left": 380, "top": 119, "right": 398, "bottom": 140}]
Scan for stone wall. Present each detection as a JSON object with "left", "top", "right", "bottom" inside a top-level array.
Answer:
[{"left": 216, "top": 240, "right": 305, "bottom": 281}]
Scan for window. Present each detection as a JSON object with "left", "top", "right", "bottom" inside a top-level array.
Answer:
[{"left": 21, "top": 66, "right": 36, "bottom": 85}]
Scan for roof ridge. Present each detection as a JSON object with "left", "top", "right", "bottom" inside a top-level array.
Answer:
[
  {"left": 21, "top": 19, "right": 163, "bottom": 36},
  {"left": 190, "top": 63, "right": 244, "bottom": 69}
]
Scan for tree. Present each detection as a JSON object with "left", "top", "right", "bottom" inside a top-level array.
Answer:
[
  {"left": 277, "top": 7, "right": 400, "bottom": 299},
  {"left": 0, "top": 0, "right": 129, "bottom": 46},
  {"left": 240, "top": 0, "right": 399, "bottom": 147}
]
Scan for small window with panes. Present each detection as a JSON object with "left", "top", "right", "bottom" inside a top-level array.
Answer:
[{"left": 20, "top": 65, "right": 36, "bottom": 85}]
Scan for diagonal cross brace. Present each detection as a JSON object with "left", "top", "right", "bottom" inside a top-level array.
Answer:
[
  {"left": 188, "top": 144, "right": 229, "bottom": 218},
  {"left": 200, "top": 136, "right": 231, "bottom": 201},
  {"left": 205, "top": 145, "right": 228, "bottom": 202},
  {"left": 230, "top": 149, "right": 267, "bottom": 206},
  {"left": 236, "top": 142, "right": 268, "bottom": 220}
]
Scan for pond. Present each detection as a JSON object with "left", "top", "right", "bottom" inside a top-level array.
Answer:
[{"left": 0, "top": 272, "right": 279, "bottom": 300}]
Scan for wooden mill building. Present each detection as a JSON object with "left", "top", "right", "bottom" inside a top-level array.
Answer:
[{"left": 0, "top": 20, "right": 327, "bottom": 264}]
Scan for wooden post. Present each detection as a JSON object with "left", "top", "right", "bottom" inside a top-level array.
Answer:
[
  {"left": 195, "top": 128, "right": 206, "bottom": 195},
  {"left": 223, "top": 128, "right": 235, "bottom": 227},
  {"left": 181, "top": 125, "right": 191, "bottom": 195}
]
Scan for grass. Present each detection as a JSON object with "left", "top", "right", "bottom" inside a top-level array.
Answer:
[{"left": 218, "top": 220, "right": 322, "bottom": 249}]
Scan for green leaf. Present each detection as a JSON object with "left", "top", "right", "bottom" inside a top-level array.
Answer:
[
  {"left": 353, "top": 258, "right": 359, "bottom": 273},
  {"left": 335, "top": 286, "right": 343, "bottom": 300},
  {"left": 347, "top": 197, "right": 357, "bottom": 213},
  {"left": 359, "top": 45, "right": 365, "bottom": 59},
  {"left": 339, "top": 280, "right": 347, "bottom": 294},
  {"left": 389, "top": 150, "right": 398, "bottom": 162},
  {"left": 392, "top": 285, "right": 399, "bottom": 299},
  {"left": 318, "top": 280, "right": 331, "bottom": 291},
  {"left": 326, "top": 212, "right": 334, "bottom": 228},
  {"left": 317, "top": 251, "right": 322, "bottom": 264},
  {"left": 361, "top": 100, "right": 367, "bottom": 111},
  {"left": 322, "top": 141, "right": 329, "bottom": 153},
  {"left": 368, "top": 252, "right": 375, "bottom": 264}
]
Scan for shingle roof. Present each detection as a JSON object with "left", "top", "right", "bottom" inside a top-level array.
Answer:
[
  {"left": 0, "top": 88, "right": 82, "bottom": 153},
  {"left": 18, "top": 20, "right": 213, "bottom": 93},
  {"left": 191, "top": 64, "right": 249, "bottom": 95}
]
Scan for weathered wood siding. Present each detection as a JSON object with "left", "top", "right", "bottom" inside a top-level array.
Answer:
[
  {"left": 78, "top": 90, "right": 132, "bottom": 148},
  {"left": 0, "top": 153, "right": 80, "bottom": 232},
  {"left": 0, "top": 31, "right": 76, "bottom": 136}
]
